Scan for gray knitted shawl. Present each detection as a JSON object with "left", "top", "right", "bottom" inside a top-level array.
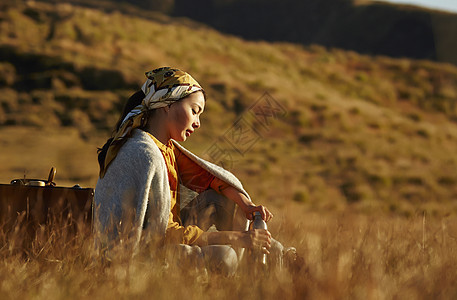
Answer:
[{"left": 94, "top": 129, "right": 250, "bottom": 251}]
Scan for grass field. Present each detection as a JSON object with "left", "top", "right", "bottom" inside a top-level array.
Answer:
[
  {"left": 1, "top": 1, "right": 457, "bottom": 298},
  {"left": 1, "top": 210, "right": 457, "bottom": 299}
]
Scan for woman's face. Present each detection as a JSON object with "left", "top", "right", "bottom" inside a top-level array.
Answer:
[{"left": 166, "top": 91, "right": 205, "bottom": 142}]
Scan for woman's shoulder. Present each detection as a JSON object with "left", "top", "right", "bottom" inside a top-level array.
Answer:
[
  {"left": 96, "top": 130, "right": 166, "bottom": 187},
  {"left": 118, "top": 129, "right": 163, "bottom": 163}
]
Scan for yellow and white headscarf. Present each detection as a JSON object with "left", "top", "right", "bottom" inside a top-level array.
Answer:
[{"left": 100, "top": 67, "right": 203, "bottom": 178}]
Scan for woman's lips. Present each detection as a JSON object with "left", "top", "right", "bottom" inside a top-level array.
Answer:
[{"left": 186, "top": 130, "right": 193, "bottom": 137}]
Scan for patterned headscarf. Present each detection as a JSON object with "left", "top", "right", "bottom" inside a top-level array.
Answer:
[{"left": 100, "top": 67, "right": 203, "bottom": 178}]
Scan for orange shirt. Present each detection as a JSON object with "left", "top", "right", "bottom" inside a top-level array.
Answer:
[{"left": 148, "top": 133, "right": 228, "bottom": 245}]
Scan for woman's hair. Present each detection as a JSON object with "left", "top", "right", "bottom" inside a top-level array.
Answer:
[{"left": 97, "top": 90, "right": 146, "bottom": 172}]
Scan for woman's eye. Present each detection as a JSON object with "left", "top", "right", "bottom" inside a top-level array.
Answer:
[{"left": 192, "top": 109, "right": 197, "bottom": 114}]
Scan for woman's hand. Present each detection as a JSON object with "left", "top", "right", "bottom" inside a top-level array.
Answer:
[
  {"left": 211, "top": 184, "right": 274, "bottom": 222},
  {"left": 241, "top": 229, "right": 272, "bottom": 254},
  {"left": 244, "top": 205, "right": 273, "bottom": 222}
]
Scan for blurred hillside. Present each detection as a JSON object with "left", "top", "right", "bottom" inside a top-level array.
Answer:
[
  {"left": 172, "top": 0, "right": 457, "bottom": 65},
  {"left": 47, "top": 0, "right": 457, "bottom": 65},
  {"left": 1, "top": 1, "right": 457, "bottom": 217}
]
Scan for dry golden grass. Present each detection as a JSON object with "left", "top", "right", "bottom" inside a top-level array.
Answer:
[
  {"left": 1, "top": 2, "right": 457, "bottom": 298},
  {"left": 1, "top": 208, "right": 457, "bottom": 299}
]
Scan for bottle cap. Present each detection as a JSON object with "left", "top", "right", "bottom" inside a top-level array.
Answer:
[{"left": 254, "top": 211, "right": 261, "bottom": 217}]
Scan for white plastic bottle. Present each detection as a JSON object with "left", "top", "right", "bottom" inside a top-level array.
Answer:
[{"left": 250, "top": 211, "right": 268, "bottom": 266}]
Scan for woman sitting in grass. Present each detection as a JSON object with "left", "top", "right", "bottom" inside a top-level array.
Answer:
[{"left": 94, "top": 67, "right": 293, "bottom": 275}]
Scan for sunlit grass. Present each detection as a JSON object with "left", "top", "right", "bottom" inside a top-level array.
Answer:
[
  {"left": 1, "top": 2, "right": 457, "bottom": 297},
  {"left": 1, "top": 209, "right": 457, "bottom": 299}
]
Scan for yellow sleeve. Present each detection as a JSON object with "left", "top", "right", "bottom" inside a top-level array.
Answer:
[{"left": 165, "top": 211, "right": 204, "bottom": 245}]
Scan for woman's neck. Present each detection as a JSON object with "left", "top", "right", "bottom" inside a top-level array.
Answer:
[{"left": 144, "top": 109, "right": 170, "bottom": 145}]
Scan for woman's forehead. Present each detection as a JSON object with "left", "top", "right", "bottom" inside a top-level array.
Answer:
[{"left": 185, "top": 92, "right": 205, "bottom": 107}]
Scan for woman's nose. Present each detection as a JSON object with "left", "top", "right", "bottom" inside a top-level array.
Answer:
[{"left": 193, "top": 116, "right": 200, "bottom": 128}]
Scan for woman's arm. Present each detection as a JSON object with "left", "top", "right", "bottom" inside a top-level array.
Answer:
[
  {"left": 174, "top": 146, "right": 273, "bottom": 221},
  {"left": 210, "top": 179, "right": 273, "bottom": 222}
]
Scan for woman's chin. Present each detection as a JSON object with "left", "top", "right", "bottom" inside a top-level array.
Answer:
[
  {"left": 182, "top": 132, "right": 192, "bottom": 141},
  {"left": 175, "top": 135, "right": 186, "bottom": 142},
  {"left": 172, "top": 132, "right": 189, "bottom": 142}
]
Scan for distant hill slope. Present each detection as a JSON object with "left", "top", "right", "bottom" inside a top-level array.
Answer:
[
  {"left": 172, "top": 0, "right": 457, "bottom": 65},
  {"left": 1, "top": 1, "right": 457, "bottom": 216},
  {"left": 33, "top": 0, "right": 457, "bottom": 65}
]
